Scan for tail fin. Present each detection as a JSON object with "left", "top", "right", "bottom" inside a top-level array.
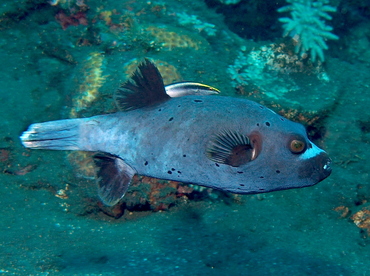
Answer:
[{"left": 20, "top": 119, "right": 82, "bottom": 150}]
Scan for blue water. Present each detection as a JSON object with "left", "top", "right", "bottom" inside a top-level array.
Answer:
[{"left": 1, "top": 0, "right": 369, "bottom": 275}]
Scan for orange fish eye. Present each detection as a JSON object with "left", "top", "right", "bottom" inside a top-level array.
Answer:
[{"left": 290, "top": 139, "right": 306, "bottom": 154}]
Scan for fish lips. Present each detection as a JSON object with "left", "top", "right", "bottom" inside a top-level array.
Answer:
[{"left": 298, "top": 151, "right": 332, "bottom": 184}]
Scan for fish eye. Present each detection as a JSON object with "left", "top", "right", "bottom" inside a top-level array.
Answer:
[{"left": 289, "top": 139, "right": 306, "bottom": 154}]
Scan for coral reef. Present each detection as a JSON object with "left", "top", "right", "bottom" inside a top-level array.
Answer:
[
  {"left": 351, "top": 208, "right": 370, "bottom": 236},
  {"left": 227, "top": 40, "right": 337, "bottom": 138},
  {"left": 98, "top": 9, "right": 134, "bottom": 32},
  {"left": 278, "top": 0, "right": 339, "bottom": 62},
  {"left": 49, "top": 0, "right": 87, "bottom": 9},
  {"left": 144, "top": 26, "right": 209, "bottom": 51},
  {"left": 55, "top": 10, "right": 88, "bottom": 29},
  {"left": 333, "top": 183, "right": 370, "bottom": 241},
  {"left": 0, "top": 148, "right": 11, "bottom": 164},
  {"left": 0, "top": 138, "right": 38, "bottom": 177},
  {"left": 75, "top": 174, "right": 224, "bottom": 219},
  {"left": 70, "top": 52, "right": 107, "bottom": 118},
  {"left": 228, "top": 42, "right": 328, "bottom": 101},
  {"left": 67, "top": 151, "right": 96, "bottom": 179}
]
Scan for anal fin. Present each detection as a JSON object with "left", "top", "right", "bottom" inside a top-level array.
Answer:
[{"left": 93, "top": 152, "right": 136, "bottom": 206}]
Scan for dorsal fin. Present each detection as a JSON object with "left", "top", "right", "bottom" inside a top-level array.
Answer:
[{"left": 114, "top": 58, "right": 171, "bottom": 111}]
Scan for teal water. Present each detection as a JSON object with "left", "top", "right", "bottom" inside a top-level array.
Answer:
[{"left": 1, "top": 0, "right": 369, "bottom": 275}]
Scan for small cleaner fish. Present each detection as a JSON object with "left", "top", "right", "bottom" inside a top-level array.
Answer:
[{"left": 20, "top": 59, "right": 332, "bottom": 206}]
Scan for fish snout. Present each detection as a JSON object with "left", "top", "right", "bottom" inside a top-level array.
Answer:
[
  {"left": 314, "top": 151, "right": 332, "bottom": 181},
  {"left": 322, "top": 156, "right": 332, "bottom": 177},
  {"left": 298, "top": 151, "right": 332, "bottom": 183}
]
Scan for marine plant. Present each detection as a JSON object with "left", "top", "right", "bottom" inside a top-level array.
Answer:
[{"left": 278, "top": 0, "right": 338, "bottom": 62}]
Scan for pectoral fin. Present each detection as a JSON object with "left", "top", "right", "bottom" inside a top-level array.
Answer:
[
  {"left": 93, "top": 152, "right": 136, "bottom": 206},
  {"left": 206, "top": 130, "right": 257, "bottom": 167}
]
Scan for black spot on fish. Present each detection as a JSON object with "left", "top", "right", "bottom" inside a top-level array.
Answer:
[
  {"left": 265, "top": 122, "right": 271, "bottom": 127},
  {"left": 144, "top": 161, "right": 148, "bottom": 166},
  {"left": 276, "top": 170, "right": 280, "bottom": 174},
  {"left": 183, "top": 154, "right": 187, "bottom": 157},
  {"left": 171, "top": 168, "right": 175, "bottom": 171},
  {"left": 256, "top": 123, "right": 260, "bottom": 127},
  {"left": 259, "top": 176, "right": 264, "bottom": 179},
  {"left": 167, "top": 170, "right": 172, "bottom": 174},
  {"left": 193, "top": 99, "right": 203, "bottom": 103},
  {"left": 215, "top": 163, "right": 220, "bottom": 167},
  {"left": 280, "top": 117, "right": 285, "bottom": 121},
  {"left": 237, "top": 171, "right": 243, "bottom": 174},
  {"left": 239, "top": 184, "right": 245, "bottom": 186},
  {"left": 178, "top": 105, "right": 181, "bottom": 107},
  {"left": 177, "top": 171, "right": 181, "bottom": 174},
  {"left": 169, "top": 117, "right": 174, "bottom": 121},
  {"left": 259, "top": 105, "right": 264, "bottom": 109},
  {"left": 158, "top": 109, "right": 162, "bottom": 112}
]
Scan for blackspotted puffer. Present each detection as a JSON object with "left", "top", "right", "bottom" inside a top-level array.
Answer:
[{"left": 20, "top": 59, "right": 332, "bottom": 206}]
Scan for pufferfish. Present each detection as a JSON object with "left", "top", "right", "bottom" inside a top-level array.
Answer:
[{"left": 20, "top": 59, "right": 331, "bottom": 206}]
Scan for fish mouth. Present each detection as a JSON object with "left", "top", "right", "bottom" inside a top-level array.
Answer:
[
  {"left": 317, "top": 153, "right": 332, "bottom": 181},
  {"left": 322, "top": 157, "right": 332, "bottom": 178},
  {"left": 323, "top": 158, "right": 332, "bottom": 172},
  {"left": 298, "top": 152, "right": 332, "bottom": 181}
]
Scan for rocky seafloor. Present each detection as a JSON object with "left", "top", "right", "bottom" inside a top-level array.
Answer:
[{"left": 1, "top": 0, "right": 370, "bottom": 275}]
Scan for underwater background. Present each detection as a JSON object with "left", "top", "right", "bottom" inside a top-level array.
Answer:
[{"left": 0, "top": 0, "right": 370, "bottom": 275}]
